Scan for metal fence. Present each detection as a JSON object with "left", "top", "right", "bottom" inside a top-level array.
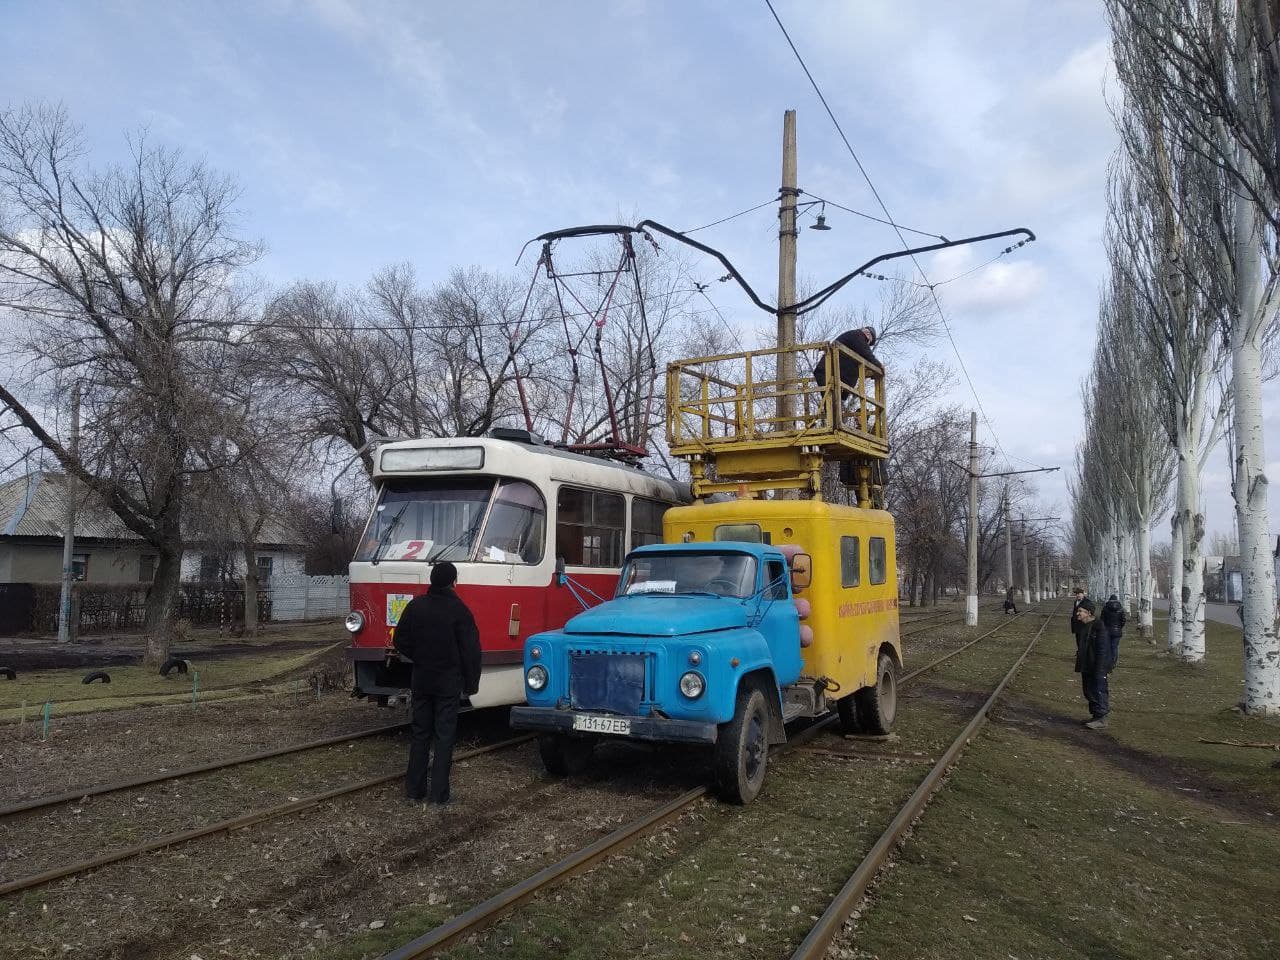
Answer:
[{"left": 6, "top": 575, "right": 350, "bottom": 635}]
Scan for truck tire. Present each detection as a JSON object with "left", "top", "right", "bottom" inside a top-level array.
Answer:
[
  {"left": 713, "top": 684, "right": 770, "bottom": 804},
  {"left": 854, "top": 651, "right": 898, "bottom": 735},
  {"left": 538, "top": 733, "right": 595, "bottom": 777}
]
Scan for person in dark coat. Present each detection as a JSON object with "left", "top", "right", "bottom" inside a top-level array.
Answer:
[
  {"left": 1073, "top": 604, "right": 1113, "bottom": 728},
  {"left": 1100, "top": 593, "right": 1127, "bottom": 670},
  {"left": 1069, "top": 587, "right": 1094, "bottom": 639},
  {"left": 812, "top": 326, "right": 883, "bottom": 395},
  {"left": 392, "top": 561, "right": 482, "bottom": 804}
]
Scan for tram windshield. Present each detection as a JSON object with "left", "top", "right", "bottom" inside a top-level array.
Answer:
[
  {"left": 355, "top": 477, "right": 546, "bottom": 564},
  {"left": 617, "top": 552, "right": 757, "bottom": 599}
]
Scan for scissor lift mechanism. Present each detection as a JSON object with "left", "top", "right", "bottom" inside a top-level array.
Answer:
[{"left": 667, "top": 340, "right": 888, "bottom": 504}]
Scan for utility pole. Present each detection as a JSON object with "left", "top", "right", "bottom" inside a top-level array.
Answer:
[
  {"left": 1050, "top": 559, "right": 1056, "bottom": 598},
  {"left": 57, "top": 382, "right": 81, "bottom": 643},
  {"left": 1003, "top": 491, "right": 1014, "bottom": 601},
  {"left": 966, "top": 412, "right": 979, "bottom": 626},
  {"left": 1034, "top": 554, "right": 1042, "bottom": 603},
  {"left": 776, "top": 108, "right": 798, "bottom": 429},
  {"left": 1020, "top": 513, "right": 1031, "bottom": 606}
]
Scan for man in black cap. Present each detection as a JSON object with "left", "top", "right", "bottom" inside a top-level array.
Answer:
[
  {"left": 1074, "top": 603, "right": 1112, "bottom": 729},
  {"left": 813, "top": 326, "right": 883, "bottom": 397},
  {"left": 1100, "top": 593, "right": 1127, "bottom": 670},
  {"left": 392, "top": 561, "right": 481, "bottom": 804}
]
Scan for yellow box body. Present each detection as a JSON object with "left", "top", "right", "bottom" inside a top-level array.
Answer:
[{"left": 663, "top": 498, "right": 901, "bottom": 694}]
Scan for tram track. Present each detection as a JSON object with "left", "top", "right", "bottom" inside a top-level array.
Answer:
[
  {"left": 0, "top": 720, "right": 409, "bottom": 819},
  {"left": 790, "top": 599, "right": 1063, "bottom": 960},
  {"left": 0, "top": 734, "right": 533, "bottom": 899},
  {"left": 375, "top": 605, "right": 1043, "bottom": 959}
]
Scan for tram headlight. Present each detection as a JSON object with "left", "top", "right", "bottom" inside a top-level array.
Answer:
[
  {"left": 526, "top": 665, "right": 549, "bottom": 691},
  {"left": 679, "top": 671, "right": 706, "bottom": 699},
  {"left": 344, "top": 610, "right": 365, "bottom": 634}
]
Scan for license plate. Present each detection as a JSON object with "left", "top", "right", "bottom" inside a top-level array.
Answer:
[{"left": 572, "top": 714, "right": 632, "bottom": 736}]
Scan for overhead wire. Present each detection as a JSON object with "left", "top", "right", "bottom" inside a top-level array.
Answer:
[
  {"left": 763, "top": 0, "right": 1046, "bottom": 473},
  {"left": 681, "top": 198, "right": 778, "bottom": 234}
]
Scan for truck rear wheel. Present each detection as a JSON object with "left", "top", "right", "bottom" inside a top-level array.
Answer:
[
  {"left": 855, "top": 651, "right": 898, "bottom": 735},
  {"left": 538, "top": 734, "right": 595, "bottom": 777},
  {"left": 713, "top": 684, "right": 770, "bottom": 804}
]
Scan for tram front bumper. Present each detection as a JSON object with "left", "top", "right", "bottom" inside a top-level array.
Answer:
[{"left": 510, "top": 706, "right": 718, "bottom": 744}]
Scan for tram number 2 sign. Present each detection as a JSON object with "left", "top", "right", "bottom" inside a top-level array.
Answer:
[{"left": 386, "top": 593, "right": 414, "bottom": 626}]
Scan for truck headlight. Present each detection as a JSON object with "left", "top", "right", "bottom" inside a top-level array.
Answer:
[
  {"left": 344, "top": 611, "right": 365, "bottom": 634},
  {"left": 679, "top": 671, "right": 705, "bottom": 699},
  {"left": 526, "top": 665, "right": 549, "bottom": 691}
]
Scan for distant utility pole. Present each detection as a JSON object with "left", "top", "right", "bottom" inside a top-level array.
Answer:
[
  {"left": 1020, "top": 513, "right": 1031, "bottom": 606},
  {"left": 57, "top": 382, "right": 81, "bottom": 643},
  {"left": 1003, "top": 492, "right": 1014, "bottom": 600},
  {"left": 776, "top": 108, "right": 798, "bottom": 428},
  {"left": 966, "top": 412, "right": 979, "bottom": 626}
]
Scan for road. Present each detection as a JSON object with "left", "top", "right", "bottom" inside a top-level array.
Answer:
[{"left": 1152, "top": 598, "right": 1242, "bottom": 627}]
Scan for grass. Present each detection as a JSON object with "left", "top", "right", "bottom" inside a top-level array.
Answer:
[
  {"left": 848, "top": 616, "right": 1280, "bottom": 960},
  {"left": 0, "top": 642, "right": 342, "bottom": 722}
]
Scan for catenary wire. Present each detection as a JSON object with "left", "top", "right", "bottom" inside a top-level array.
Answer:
[
  {"left": 681, "top": 198, "right": 778, "bottom": 234},
  {"left": 763, "top": 0, "right": 1046, "bottom": 473}
]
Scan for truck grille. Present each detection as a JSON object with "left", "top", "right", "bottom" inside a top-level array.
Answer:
[{"left": 568, "top": 651, "right": 648, "bottom": 716}]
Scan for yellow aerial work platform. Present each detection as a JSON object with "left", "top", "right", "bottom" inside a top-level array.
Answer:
[{"left": 666, "top": 341, "right": 888, "bottom": 503}]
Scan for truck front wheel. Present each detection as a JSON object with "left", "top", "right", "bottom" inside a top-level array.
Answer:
[
  {"left": 854, "top": 651, "right": 899, "bottom": 735},
  {"left": 538, "top": 734, "right": 595, "bottom": 776},
  {"left": 713, "top": 684, "right": 770, "bottom": 804}
]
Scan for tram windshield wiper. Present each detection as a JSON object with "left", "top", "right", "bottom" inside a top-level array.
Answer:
[
  {"left": 369, "top": 503, "right": 409, "bottom": 567},
  {"left": 426, "top": 514, "right": 485, "bottom": 564}
]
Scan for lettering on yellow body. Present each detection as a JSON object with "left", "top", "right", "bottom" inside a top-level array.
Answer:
[{"left": 837, "top": 596, "right": 899, "bottom": 618}]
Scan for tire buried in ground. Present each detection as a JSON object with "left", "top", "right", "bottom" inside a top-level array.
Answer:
[
  {"left": 159, "top": 657, "right": 190, "bottom": 677},
  {"left": 81, "top": 670, "right": 111, "bottom": 684},
  {"left": 0, "top": 666, "right": 15, "bottom": 680}
]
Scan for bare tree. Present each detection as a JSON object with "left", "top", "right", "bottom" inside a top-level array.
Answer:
[{"left": 0, "top": 105, "right": 261, "bottom": 663}]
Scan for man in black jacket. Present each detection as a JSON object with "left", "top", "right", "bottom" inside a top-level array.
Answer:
[
  {"left": 1069, "top": 587, "right": 1094, "bottom": 639},
  {"left": 392, "top": 561, "right": 482, "bottom": 804},
  {"left": 1100, "top": 594, "right": 1127, "bottom": 670},
  {"left": 812, "top": 326, "right": 883, "bottom": 395},
  {"left": 1074, "top": 604, "right": 1113, "bottom": 729}
]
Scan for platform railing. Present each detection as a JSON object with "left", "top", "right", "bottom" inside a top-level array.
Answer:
[{"left": 666, "top": 341, "right": 888, "bottom": 459}]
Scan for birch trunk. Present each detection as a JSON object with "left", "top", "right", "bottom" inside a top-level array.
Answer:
[
  {"left": 1180, "top": 453, "right": 1207, "bottom": 661},
  {"left": 1168, "top": 511, "right": 1184, "bottom": 655},
  {"left": 1138, "top": 520, "right": 1153, "bottom": 640},
  {"left": 1231, "top": 184, "right": 1280, "bottom": 712}
]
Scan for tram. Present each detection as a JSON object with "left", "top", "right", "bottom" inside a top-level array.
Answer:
[{"left": 344, "top": 429, "right": 689, "bottom": 708}]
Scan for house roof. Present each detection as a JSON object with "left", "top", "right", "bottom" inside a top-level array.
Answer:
[{"left": 0, "top": 472, "right": 304, "bottom": 547}]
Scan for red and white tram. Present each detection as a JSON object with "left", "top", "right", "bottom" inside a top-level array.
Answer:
[{"left": 345, "top": 429, "right": 689, "bottom": 708}]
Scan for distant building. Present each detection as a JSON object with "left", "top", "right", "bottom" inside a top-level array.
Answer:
[{"left": 0, "top": 472, "right": 306, "bottom": 584}]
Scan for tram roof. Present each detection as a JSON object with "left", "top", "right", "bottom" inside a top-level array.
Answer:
[{"left": 372, "top": 435, "right": 690, "bottom": 501}]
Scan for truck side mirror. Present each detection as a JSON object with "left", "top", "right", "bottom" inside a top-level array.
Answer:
[
  {"left": 554, "top": 556, "right": 566, "bottom": 586},
  {"left": 790, "top": 553, "right": 812, "bottom": 590}
]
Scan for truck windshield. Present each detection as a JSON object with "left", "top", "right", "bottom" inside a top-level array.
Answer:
[{"left": 617, "top": 553, "right": 757, "bottom": 599}]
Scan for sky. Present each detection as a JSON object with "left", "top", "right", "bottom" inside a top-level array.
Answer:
[{"left": 1, "top": 0, "right": 1272, "bottom": 547}]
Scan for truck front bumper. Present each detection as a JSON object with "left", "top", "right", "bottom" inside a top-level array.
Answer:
[{"left": 510, "top": 706, "right": 718, "bottom": 744}]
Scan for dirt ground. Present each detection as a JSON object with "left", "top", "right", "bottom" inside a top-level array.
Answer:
[{"left": 11, "top": 601, "right": 1268, "bottom": 960}]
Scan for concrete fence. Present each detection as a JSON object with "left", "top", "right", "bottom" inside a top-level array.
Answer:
[{"left": 264, "top": 574, "right": 349, "bottom": 621}]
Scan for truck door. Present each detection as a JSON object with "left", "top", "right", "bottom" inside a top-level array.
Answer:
[{"left": 757, "top": 558, "right": 803, "bottom": 686}]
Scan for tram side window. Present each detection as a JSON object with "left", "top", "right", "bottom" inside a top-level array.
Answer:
[
  {"left": 630, "top": 497, "right": 666, "bottom": 548},
  {"left": 477, "top": 480, "right": 546, "bottom": 564},
  {"left": 556, "top": 487, "right": 625, "bottom": 567},
  {"left": 869, "top": 537, "right": 887, "bottom": 585},
  {"left": 841, "top": 536, "right": 861, "bottom": 588}
]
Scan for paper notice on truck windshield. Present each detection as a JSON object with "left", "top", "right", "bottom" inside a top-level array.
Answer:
[{"left": 627, "top": 580, "right": 676, "bottom": 594}]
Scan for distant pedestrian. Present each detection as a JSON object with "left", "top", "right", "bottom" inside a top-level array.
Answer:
[
  {"left": 392, "top": 561, "right": 482, "bottom": 804},
  {"left": 1074, "top": 604, "right": 1113, "bottom": 729},
  {"left": 1003, "top": 598, "right": 1018, "bottom": 615},
  {"left": 1100, "top": 593, "right": 1127, "bottom": 670}
]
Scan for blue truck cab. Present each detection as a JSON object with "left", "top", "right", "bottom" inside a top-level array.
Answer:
[{"left": 509, "top": 541, "right": 813, "bottom": 803}]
